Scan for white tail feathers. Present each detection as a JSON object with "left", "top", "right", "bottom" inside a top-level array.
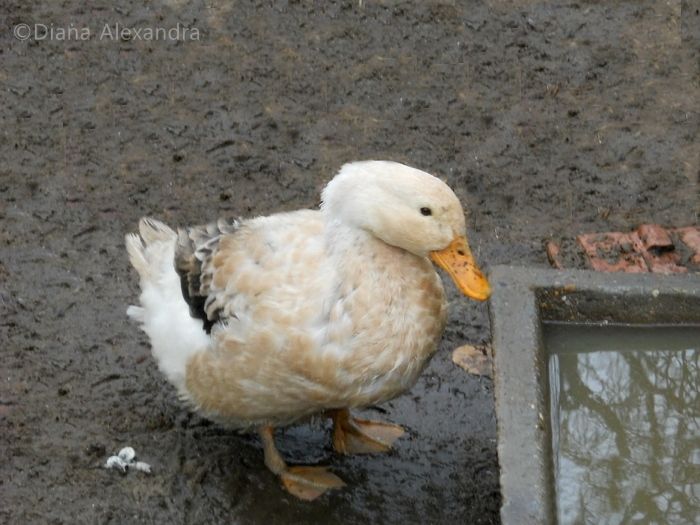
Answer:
[
  {"left": 125, "top": 217, "right": 210, "bottom": 396},
  {"left": 125, "top": 234, "right": 150, "bottom": 280},
  {"left": 126, "top": 305, "right": 145, "bottom": 323},
  {"left": 139, "top": 217, "right": 176, "bottom": 244},
  {"left": 126, "top": 218, "right": 177, "bottom": 281}
]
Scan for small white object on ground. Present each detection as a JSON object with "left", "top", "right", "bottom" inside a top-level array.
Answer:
[
  {"left": 117, "top": 446, "right": 136, "bottom": 463},
  {"left": 104, "top": 446, "right": 152, "bottom": 474},
  {"left": 105, "top": 455, "right": 129, "bottom": 472},
  {"left": 133, "top": 461, "right": 152, "bottom": 474}
]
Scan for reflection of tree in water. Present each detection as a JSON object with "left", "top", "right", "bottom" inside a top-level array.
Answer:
[{"left": 552, "top": 346, "right": 699, "bottom": 525}]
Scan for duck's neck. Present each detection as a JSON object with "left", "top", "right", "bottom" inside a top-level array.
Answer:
[
  {"left": 324, "top": 219, "right": 431, "bottom": 285},
  {"left": 326, "top": 218, "right": 392, "bottom": 260}
]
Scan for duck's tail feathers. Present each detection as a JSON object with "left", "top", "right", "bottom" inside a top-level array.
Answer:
[
  {"left": 125, "top": 217, "right": 210, "bottom": 395},
  {"left": 126, "top": 218, "right": 177, "bottom": 282},
  {"left": 126, "top": 305, "right": 145, "bottom": 323},
  {"left": 139, "top": 217, "right": 177, "bottom": 244}
]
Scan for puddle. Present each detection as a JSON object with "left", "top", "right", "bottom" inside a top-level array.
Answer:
[{"left": 545, "top": 323, "right": 700, "bottom": 525}]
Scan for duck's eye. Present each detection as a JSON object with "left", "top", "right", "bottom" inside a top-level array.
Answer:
[{"left": 420, "top": 207, "right": 432, "bottom": 216}]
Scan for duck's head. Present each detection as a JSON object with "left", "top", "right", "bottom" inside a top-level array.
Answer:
[{"left": 321, "top": 160, "right": 491, "bottom": 301}]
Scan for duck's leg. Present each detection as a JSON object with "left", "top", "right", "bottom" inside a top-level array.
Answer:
[
  {"left": 330, "top": 408, "right": 405, "bottom": 455},
  {"left": 258, "top": 426, "right": 345, "bottom": 501}
]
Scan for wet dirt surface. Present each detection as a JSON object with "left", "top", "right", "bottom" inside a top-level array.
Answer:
[{"left": 1, "top": 1, "right": 698, "bottom": 523}]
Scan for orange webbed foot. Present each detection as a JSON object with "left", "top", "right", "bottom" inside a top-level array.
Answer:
[{"left": 331, "top": 409, "right": 405, "bottom": 455}]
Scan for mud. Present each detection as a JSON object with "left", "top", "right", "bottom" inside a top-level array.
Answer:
[{"left": 1, "top": 1, "right": 697, "bottom": 523}]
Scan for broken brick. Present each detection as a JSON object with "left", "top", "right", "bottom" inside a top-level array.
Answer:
[
  {"left": 577, "top": 232, "right": 648, "bottom": 273},
  {"left": 635, "top": 224, "right": 686, "bottom": 274},
  {"left": 676, "top": 227, "right": 700, "bottom": 265},
  {"left": 573, "top": 224, "right": 698, "bottom": 274},
  {"left": 637, "top": 224, "right": 673, "bottom": 252}
]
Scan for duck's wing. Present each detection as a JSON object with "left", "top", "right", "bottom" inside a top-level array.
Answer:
[
  {"left": 175, "top": 218, "right": 241, "bottom": 333},
  {"left": 174, "top": 210, "right": 329, "bottom": 335}
]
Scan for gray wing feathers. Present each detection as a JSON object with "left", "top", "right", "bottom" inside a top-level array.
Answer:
[{"left": 174, "top": 218, "right": 240, "bottom": 332}]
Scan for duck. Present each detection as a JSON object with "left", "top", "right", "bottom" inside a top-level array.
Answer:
[{"left": 125, "top": 160, "right": 490, "bottom": 500}]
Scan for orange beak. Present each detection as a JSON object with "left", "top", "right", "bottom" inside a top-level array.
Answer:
[{"left": 429, "top": 236, "right": 491, "bottom": 301}]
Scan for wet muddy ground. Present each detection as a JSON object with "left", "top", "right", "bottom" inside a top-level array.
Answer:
[{"left": 1, "top": 1, "right": 698, "bottom": 523}]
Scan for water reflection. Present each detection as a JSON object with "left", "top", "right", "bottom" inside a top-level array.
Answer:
[{"left": 546, "top": 324, "right": 700, "bottom": 525}]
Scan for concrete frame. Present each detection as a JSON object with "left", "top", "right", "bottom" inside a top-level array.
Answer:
[{"left": 487, "top": 266, "right": 700, "bottom": 525}]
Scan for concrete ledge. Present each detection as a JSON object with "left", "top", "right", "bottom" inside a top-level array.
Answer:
[{"left": 487, "top": 266, "right": 700, "bottom": 525}]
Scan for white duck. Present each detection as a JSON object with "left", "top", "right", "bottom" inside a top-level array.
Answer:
[{"left": 126, "top": 160, "right": 490, "bottom": 500}]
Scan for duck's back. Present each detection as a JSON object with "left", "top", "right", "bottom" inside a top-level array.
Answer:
[{"left": 176, "top": 210, "right": 332, "bottom": 334}]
